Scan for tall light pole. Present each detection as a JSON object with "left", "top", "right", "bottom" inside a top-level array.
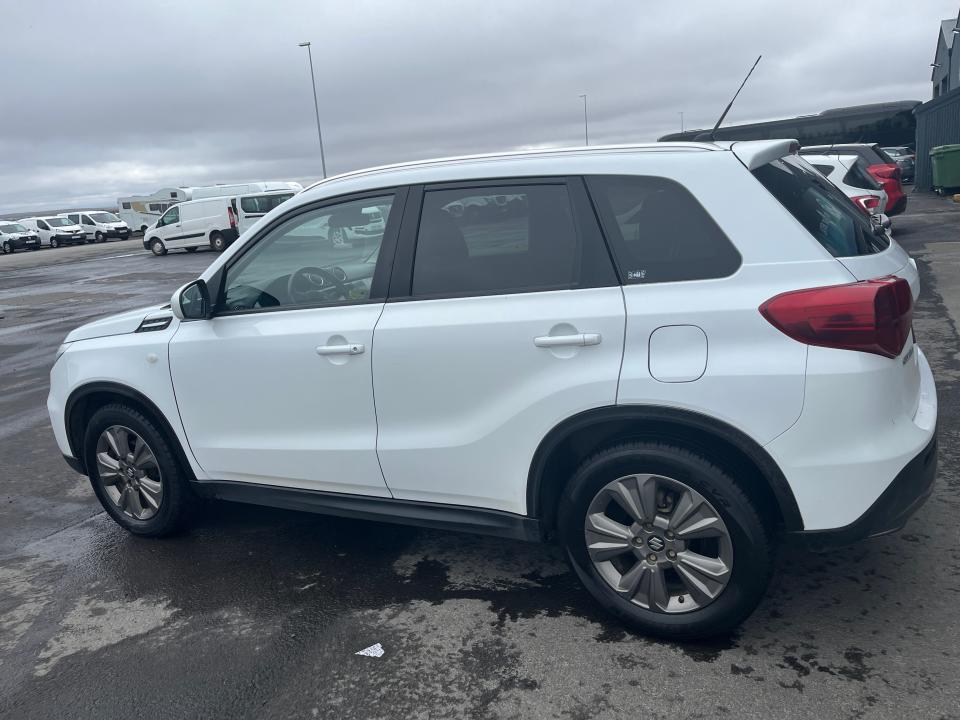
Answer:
[
  {"left": 578, "top": 93, "right": 589, "bottom": 146},
  {"left": 679, "top": 111, "right": 684, "bottom": 133},
  {"left": 298, "top": 41, "right": 327, "bottom": 179}
]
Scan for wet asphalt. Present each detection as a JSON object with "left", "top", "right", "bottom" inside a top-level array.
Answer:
[{"left": 1, "top": 196, "right": 959, "bottom": 719}]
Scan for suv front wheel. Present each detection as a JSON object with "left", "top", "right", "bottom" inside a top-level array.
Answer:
[
  {"left": 559, "top": 442, "right": 773, "bottom": 640},
  {"left": 83, "top": 403, "right": 194, "bottom": 536}
]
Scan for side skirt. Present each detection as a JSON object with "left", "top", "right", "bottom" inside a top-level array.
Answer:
[{"left": 193, "top": 479, "right": 544, "bottom": 542}]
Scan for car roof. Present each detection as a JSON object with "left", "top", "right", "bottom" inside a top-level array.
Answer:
[{"left": 298, "top": 140, "right": 795, "bottom": 200}]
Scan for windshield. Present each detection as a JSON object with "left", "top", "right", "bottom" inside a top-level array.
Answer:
[
  {"left": 46, "top": 217, "right": 75, "bottom": 227},
  {"left": 0, "top": 223, "right": 27, "bottom": 233},
  {"left": 90, "top": 212, "right": 120, "bottom": 223}
]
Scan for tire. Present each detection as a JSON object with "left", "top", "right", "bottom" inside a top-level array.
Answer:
[
  {"left": 50, "top": 237, "right": 59, "bottom": 249},
  {"left": 185, "top": 247, "right": 198, "bottom": 253},
  {"left": 2, "top": 241, "right": 11, "bottom": 254},
  {"left": 82, "top": 403, "right": 195, "bottom": 536},
  {"left": 95, "top": 231, "right": 105, "bottom": 243},
  {"left": 150, "top": 238, "right": 167, "bottom": 256},
  {"left": 210, "top": 232, "right": 226, "bottom": 252},
  {"left": 140, "top": 225, "right": 148, "bottom": 234},
  {"left": 558, "top": 441, "right": 773, "bottom": 640}
]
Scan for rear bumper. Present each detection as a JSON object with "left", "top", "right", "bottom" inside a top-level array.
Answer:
[{"left": 788, "top": 429, "right": 937, "bottom": 548}]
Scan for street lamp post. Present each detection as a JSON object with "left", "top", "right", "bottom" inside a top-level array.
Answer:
[
  {"left": 298, "top": 41, "right": 327, "bottom": 179},
  {"left": 679, "top": 111, "right": 684, "bottom": 133},
  {"left": 579, "top": 93, "right": 589, "bottom": 146}
]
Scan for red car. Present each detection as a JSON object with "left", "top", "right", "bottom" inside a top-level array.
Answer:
[{"left": 801, "top": 144, "right": 906, "bottom": 215}]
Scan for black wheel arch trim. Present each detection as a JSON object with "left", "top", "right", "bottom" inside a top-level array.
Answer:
[
  {"left": 526, "top": 405, "right": 805, "bottom": 532},
  {"left": 63, "top": 381, "right": 195, "bottom": 479}
]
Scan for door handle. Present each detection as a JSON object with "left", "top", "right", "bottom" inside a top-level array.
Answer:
[
  {"left": 534, "top": 333, "right": 601, "bottom": 348},
  {"left": 315, "top": 343, "right": 365, "bottom": 356}
]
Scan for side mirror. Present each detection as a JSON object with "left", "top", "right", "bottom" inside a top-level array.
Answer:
[{"left": 171, "top": 279, "right": 211, "bottom": 321}]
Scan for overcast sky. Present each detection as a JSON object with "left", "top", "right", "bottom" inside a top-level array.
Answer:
[{"left": 1, "top": 0, "right": 957, "bottom": 213}]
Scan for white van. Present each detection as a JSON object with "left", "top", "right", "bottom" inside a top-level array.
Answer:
[
  {"left": 144, "top": 198, "right": 237, "bottom": 255},
  {"left": 229, "top": 189, "right": 297, "bottom": 235},
  {"left": 61, "top": 211, "right": 131, "bottom": 242},
  {"left": 20, "top": 216, "right": 87, "bottom": 248}
]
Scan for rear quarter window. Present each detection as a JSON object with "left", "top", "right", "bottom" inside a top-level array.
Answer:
[
  {"left": 586, "top": 175, "right": 741, "bottom": 284},
  {"left": 752, "top": 156, "right": 889, "bottom": 257}
]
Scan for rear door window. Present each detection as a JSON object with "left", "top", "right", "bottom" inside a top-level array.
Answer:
[
  {"left": 586, "top": 175, "right": 741, "bottom": 284},
  {"left": 812, "top": 164, "right": 834, "bottom": 177},
  {"left": 410, "top": 182, "right": 614, "bottom": 297},
  {"left": 753, "top": 156, "right": 889, "bottom": 257}
]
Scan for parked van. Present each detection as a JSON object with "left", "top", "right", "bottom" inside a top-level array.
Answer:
[
  {"left": 229, "top": 189, "right": 297, "bottom": 236},
  {"left": 144, "top": 198, "right": 237, "bottom": 255},
  {"left": 0, "top": 221, "right": 41, "bottom": 253},
  {"left": 62, "top": 211, "right": 131, "bottom": 242},
  {"left": 20, "top": 216, "right": 87, "bottom": 248}
]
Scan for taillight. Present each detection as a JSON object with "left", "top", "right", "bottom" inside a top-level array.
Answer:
[
  {"left": 759, "top": 277, "right": 913, "bottom": 358},
  {"left": 850, "top": 195, "right": 880, "bottom": 215},
  {"left": 227, "top": 207, "right": 237, "bottom": 228}
]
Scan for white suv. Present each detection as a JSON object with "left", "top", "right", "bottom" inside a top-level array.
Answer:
[{"left": 47, "top": 141, "right": 938, "bottom": 639}]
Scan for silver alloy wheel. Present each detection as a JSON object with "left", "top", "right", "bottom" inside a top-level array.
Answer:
[
  {"left": 95, "top": 425, "right": 163, "bottom": 520},
  {"left": 584, "top": 473, "right": 733, "bottom": 613}
]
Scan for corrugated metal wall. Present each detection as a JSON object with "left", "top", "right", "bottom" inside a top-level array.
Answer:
[{"left": 915, "top": 88, "right": 960, "bottom": 190}]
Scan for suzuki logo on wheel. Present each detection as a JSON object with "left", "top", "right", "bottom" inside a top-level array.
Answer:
[{"left": 647, "top": 536, "right": 665, "bottom": 552}]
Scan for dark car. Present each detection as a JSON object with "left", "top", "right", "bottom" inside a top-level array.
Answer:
[
  {"left": 0, "top": 222, "right": 41, "bottom": 254},
  {"left": 801, "top": 144, "right": 907, "bottom": 215},
  {"left": 882, "top": 147, "right": 916, "bottom": 183}
]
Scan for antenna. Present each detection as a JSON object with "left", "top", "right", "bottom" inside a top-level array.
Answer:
[{"left": 701, "top": 55, "right": 762, "bottom": 141}]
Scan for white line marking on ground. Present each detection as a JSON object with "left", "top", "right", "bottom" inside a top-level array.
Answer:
[{"left": 355, "top": 642, "right": 384, "bottom": 657}]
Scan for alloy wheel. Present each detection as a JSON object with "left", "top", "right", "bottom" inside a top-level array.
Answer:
[
  {"left": 583, "top": 473, "right": 733, "bottom": 613},
  {"left": 95, "top": 425, "right": 163, "bottom": 520}
]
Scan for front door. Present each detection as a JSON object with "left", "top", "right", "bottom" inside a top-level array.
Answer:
[{"left": 170, "top": 191, "right": 401, "bottom": 495}]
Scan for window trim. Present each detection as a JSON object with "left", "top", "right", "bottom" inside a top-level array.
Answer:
[
  {"left": 387, "top": 176, "right": 617, "bottom": 303},
  {"left": 209, "top": 186, "right": 408, "bottom": 319}
]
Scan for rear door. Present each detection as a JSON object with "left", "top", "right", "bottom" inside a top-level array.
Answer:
[{"left": 372, "top": 178, "right": 624, "bottom": 514}]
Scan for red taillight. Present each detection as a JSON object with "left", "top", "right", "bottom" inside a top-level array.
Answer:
[
  {"left": 227, "top": 207, "right": 237, "bottom": 228},
  {"left": 760, "top": 277, "right": 913, "bottom": 358},
  {"left": 850, "top": 195, "right": 880, "bottom": 215}
]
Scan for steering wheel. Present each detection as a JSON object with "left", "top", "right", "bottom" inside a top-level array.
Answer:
[{"left": 287, "top": 266, "right": 347, "bottom": 304}]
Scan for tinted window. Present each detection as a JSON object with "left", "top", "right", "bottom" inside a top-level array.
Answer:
[
  {"left": 38, "top": 220, "right": 49, "bottom": 230},
  {"left": 240, "top": 193, "right": 294, "bottom": 214},
  {"left": 221, "top": 195, "right": 393, "bottom": 312},
  {"left": 753, "top": 156, "right": 888, "bottom": 257},
  {"left": 587, "top": 175, "right": 741, "bottom": 284},
  {"left": 149, "top": 203, "right": 163, "bottom": 212},
  {"left": 412, "top": 185, "right": 580, "bottom": 297},
  {"left": 122, "top": 202, "right": 132, "bottom": 209},
  {"left": 82, "top": 215, "right": 95, "bottom": 225},
  {"left": 842, "top": 161, "right": 881, "bottom": 191},
  {"left": 812, "top": 164, "right": 834, "bottom": 177}
]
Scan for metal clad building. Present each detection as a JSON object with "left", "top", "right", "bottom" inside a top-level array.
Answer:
[{"left": 914, "top": 88, "right": 960, "bottom": 190}]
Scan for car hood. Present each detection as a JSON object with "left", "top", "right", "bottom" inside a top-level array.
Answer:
[{"left": 65, "top": 304, "right": 173, "bottom": 343}]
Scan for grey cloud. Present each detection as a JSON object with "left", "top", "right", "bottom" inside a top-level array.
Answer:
[{"left": 1, "top": 0, "right": 955, "bottom": 212}]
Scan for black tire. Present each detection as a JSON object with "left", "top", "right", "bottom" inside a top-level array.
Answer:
[
  {"left": 558, "top": 441, "right": 773, "bottom": 640},
  {"left": 150, "top": 238, "right": 167, "bottom": 256},
  {"left": 185, "top": 246, "right": 198, "bottom": 253},
  {"left": 50, "top": 237, "right": 59, "bottom": 249},
  {"left": 210, "top": 232, "right": 226, "bottom": 252},
  {"left": 95, "top": 231, "right": 105, "bottom": 243},
  {"left": 140, "top": 225, "right": 148, "bottom": 234},
  {"left": 83, "top": 403, "right": 195, "bottom": 536},
  {"left": 2, "top": 241, "right": 11, "bottom": 254}
]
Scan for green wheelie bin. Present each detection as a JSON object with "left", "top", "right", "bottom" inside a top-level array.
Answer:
[{"left": 930, "top": 144, "right": 960, "bottom": 194}]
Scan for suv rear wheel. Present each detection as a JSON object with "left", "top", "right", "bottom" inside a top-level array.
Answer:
[
  {"left": 559, "top": 442, "right": 773, "bottom": 640},
  {"left": 83, "top": 403, "right": 194, "bottom": 536}
]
